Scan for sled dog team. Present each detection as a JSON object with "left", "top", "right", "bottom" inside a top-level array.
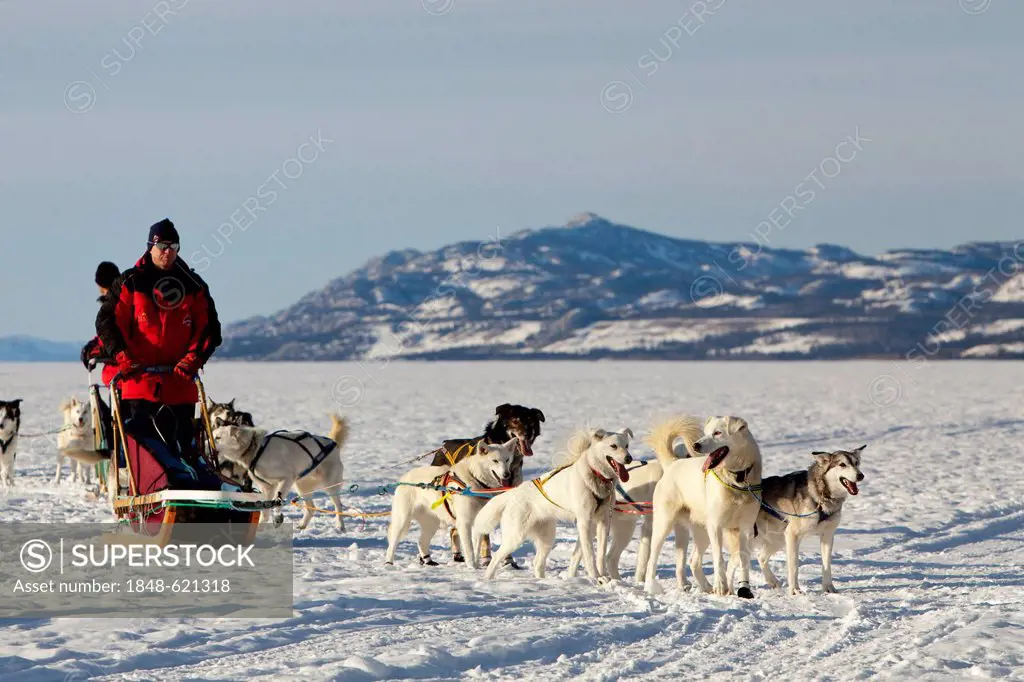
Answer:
[
  {"left": 3, "top": 395, "right": 866, "bottom": 598},
  {"left": 383, "top": 406, "right": 866, "bottom": 598}
]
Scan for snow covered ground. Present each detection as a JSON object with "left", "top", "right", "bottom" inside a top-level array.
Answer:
[{"left": 1, "top": 361, "right": 1022, "bottom": 681}]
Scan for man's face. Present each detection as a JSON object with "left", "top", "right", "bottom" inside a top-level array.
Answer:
[{"left": 150, "top": 241, "right": 179, "bottom": 270}]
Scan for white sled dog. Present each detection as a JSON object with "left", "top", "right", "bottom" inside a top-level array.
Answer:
[
  {"left": 567, "top": 417, "right": 702, "bottom": 583},
  {"left": 753, "top": 446, "right": 866, "bottom": 595},
  {"left": 55, "top": 397, "right": 97, "bottom": 485},
  {"left": 474, "top": 427, "right": 634, "bottom": 582},
  {"left": 384, "top": 439, "right": 518, "bottom": 568},
  {"left": 643, "top": 416, "right": 763, "bottom": 598},
  {"left": 212, "top": 414, "right": 349, "bottom": 531}
]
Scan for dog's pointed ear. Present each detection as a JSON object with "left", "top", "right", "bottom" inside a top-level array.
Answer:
[
  {"left": 228, "top": 398, "right": 236, "bottom": 409},
  {"left": 622, "top": 427, "right": 634, "bottom": 440},
  {"left": 592, "top": 428, "right": 607, "bottom": 441},
  {"left": 532, "top": 408, "right": 545, "bottom": 423},
  {"left": 477, "top": 442, "right": 490, "bottom": 456},
  {"left": 853, "top": 444, "right": 867, "bottom": 454},
  {"left": 495, "top": 404, "right": 513, "bottom": 418},
  {"left": 729, "top": 417, "right": 748, "bottom": 434},
  {"left": 11, "top": 399, "right": 22, "bottom": 408},
  {"left": 811, "top": 451, "right": 831, "bottom": 465}
]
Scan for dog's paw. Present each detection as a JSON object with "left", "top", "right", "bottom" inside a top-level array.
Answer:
[
  {"left": 822, "top": 583, "right": 838, "bottom": 594},
  {"left": 713, "top": 580, "right": 730, "bottom": 597},
  {"left": 788, "top": 586, "right": 803, "bottom": 596},
  {"left": 737, "top": 586, "right": 755, "bottom": 600},
  {"left": 452, "top": 553, "right": 465, "bottom": 563},
  {"left": 419, "top": 555, "right": 439, "bottom": 567},
  {"left": 644, "top": 580, "right": 663, "bottom": 596},
  {"left": 596, "top": 576, "right": 612, "bottom": 586},
  {"left": 764, "top": 575, "right": 781, "bottom": 589}
]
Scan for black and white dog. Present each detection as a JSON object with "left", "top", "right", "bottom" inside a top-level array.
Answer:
[
  {"left": 427, "top": 403, "right": 546, "bottom": 565},
  {"left": 1, "top": 399, "right": 23, "bottom": 487}
]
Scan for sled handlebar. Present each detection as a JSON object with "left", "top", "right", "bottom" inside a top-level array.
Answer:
[{"left": 110, "top": 365, "right": 176, "bottom": 386}]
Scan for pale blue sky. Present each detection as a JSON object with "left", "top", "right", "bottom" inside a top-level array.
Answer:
[{"left": 2, "top": 0, "right": 1021, "bottom": 340}]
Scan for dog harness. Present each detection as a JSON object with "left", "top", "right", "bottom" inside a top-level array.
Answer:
[
  {"left": 754, "top": 505, "right": 835, "bottom": 537},
  {"left": 440, "top": 440, "right": 477, "bottom": 467},
  {"left": 246, "top": 430, "right": 337, "bottom": 485},
  {"left": 430, "top": 470, "right": 469, "bottom": 520},
  {"left": 531, "top": 464, "right": 571, "bottom": 511},
  {"left": 1, "top": 413, "right": 19, "bottom": 455}
]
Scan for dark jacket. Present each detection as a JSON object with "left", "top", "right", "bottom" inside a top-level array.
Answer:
[{"left": 97, "top": 253, "right": 221, "bottom": 405}]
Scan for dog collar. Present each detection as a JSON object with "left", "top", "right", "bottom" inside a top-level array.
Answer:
[
  {"left": 729, "top": 465, "right": 754, "bottom": 484},
  {"left": 590, "top": 467, "right": 613, "bottom": 484}
]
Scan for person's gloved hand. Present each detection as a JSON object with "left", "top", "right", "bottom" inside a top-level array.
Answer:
[
  {"left": 80, "top": 339, "right": 98, "bottom": 369},
  {"left": 114, "top": 351, "right": 136, "bottom": 376},
  {"left": 174, "top": 354, "right": 201, "bottom": 381}
]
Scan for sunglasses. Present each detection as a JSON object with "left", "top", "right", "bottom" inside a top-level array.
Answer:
[{"left": 152, "top": 242, "right": 180, "bottom": 253}]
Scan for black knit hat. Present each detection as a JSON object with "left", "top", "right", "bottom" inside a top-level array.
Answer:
[
  {"left": 94, "top": 261, "right": 120, "bottom": 289},
  {"left": 147, "top": 218, "right": 180, "bottom": 246}
]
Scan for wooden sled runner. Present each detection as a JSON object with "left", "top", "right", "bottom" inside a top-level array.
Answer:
[{"left": 107, "top": 366, "right": 279, "bottom": 546}]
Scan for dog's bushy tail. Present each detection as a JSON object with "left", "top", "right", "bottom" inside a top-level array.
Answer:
[
  {"left": 647, "top": 415, "right": 703, "bottom": 469},
  {"left": 557, "top": 427, "right": 593, "bottom": 467},
  {"left": 329, "top": 413, "right": 350, "bottom": 452},
  {"left": 473, "top": 492, "right": 512, "bottom": 537}
]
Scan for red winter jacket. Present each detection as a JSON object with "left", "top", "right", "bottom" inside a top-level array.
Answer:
[{"left": 96, "top": 253, "right": 221, "bottom": 405}]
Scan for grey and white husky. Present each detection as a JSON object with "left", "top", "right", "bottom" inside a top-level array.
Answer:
[
  {"left": 213, "top": 414, "right": 349, "bottom": 532},
  {"left": 753, "top": 446, "right": 866, "bottom": 595}
]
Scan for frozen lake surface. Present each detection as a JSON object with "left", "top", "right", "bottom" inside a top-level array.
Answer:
[{"left": 1, "top": 360, "right": 1022, "bottom": 680}]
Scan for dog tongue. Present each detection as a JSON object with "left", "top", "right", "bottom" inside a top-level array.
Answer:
[
  {"left": 519, "top": 438, "right": 533, "bottom": 456},
  {"left": 702, "top": 447, "right": 729, "bottom": 473},
  {"left": 843, "top": 479, "right": 859, "bottom": 495},
  {"left": 612, "top": 459, "right": 629, "bottom": 483}
]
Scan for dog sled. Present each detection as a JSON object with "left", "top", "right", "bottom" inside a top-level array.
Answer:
[{"left": 106, "top": 366, "right": 279, "bottom": 545}]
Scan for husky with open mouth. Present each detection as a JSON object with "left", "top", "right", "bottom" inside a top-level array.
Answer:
[
  {"left": 384, "top": 439, "right": 519, "bottom": 569},
  {"left": 753, "top": 446, "right": 866, "bottom": 595},
  {"left": 473, "top": 427, "right": 634, "bottom": 583},
  {"left": 644, "top": 416, "right": 763, "bottom": 599}
]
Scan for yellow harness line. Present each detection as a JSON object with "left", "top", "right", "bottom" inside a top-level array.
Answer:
[
  {"left": 432, "top": 442, "right": 479, "bottom": 517},
  {"left": 532, "top": 464, "right": 571, "bottom": 510},
  {"left": 443, "top": 440, "right": 476, "bottom": 467}
]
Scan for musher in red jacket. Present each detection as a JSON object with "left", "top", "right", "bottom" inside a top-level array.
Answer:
[{"left": 96, "top": 219, "right": 222, "bottom": 466}]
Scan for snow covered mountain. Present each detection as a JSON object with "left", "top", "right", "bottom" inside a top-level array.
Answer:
[
  {"left": 0, "top": 335, "right": 83, "bottom": 362},
  {"left": 219, "top": 214, "right": 1024, "bottom": 360}
]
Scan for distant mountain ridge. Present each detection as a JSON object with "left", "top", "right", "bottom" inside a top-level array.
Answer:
[
  {"left": 216, "top": 213, "right": 1024, "bottom": 361},
  {"left": 0, "top": 336, "right": 83, "bottom": 362}
]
